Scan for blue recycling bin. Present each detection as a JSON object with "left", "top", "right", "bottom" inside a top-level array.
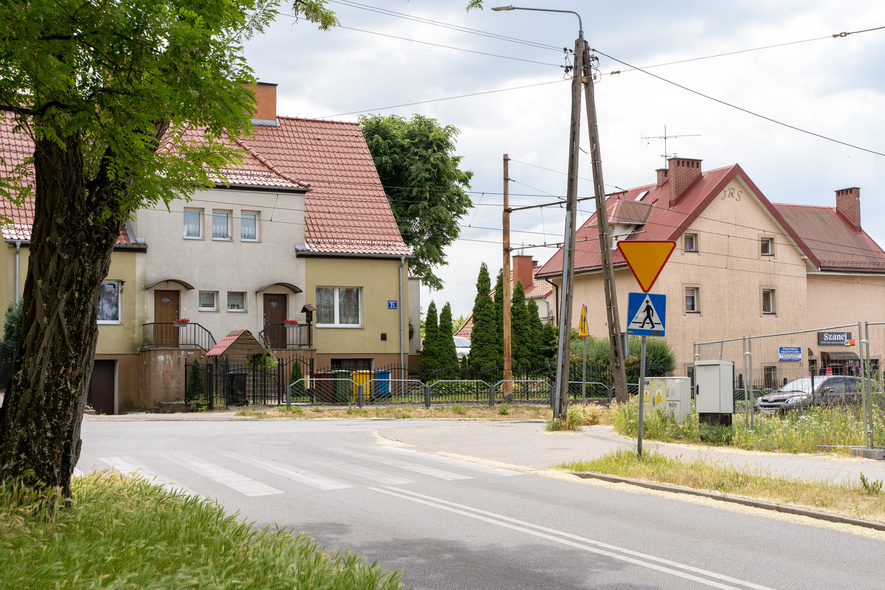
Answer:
[{"left": 373, "top": 369, "right": 391, "bottom": 400}]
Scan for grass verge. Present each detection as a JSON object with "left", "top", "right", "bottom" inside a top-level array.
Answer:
[
  {"left": 560, "top": 449, "right": 885, "bottom": 524},
  {"left": 610, "top": 400, "right": 885, "bottom": 455},
  {"left": 0, "top": 472, "right": 402, "bottom": 589}
]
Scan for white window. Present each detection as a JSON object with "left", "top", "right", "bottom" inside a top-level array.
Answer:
[
  {"left": 684, "top": 233, "right": 698, "bottom": 253},
  {"left": 198, "top": 291, "right": 217, "bottom": 311},
  {"left": 241, "top": 212, "right": 258, "bottom": 241},
  {"left": 183, "top": 209, "right": 202, "bottom": 238},
  {"left": 761, "top": 237, "right": 774, "bottom": 256},
  {"left": 685, "top": 287, "right": 699, "bottom": 313},
  {"left": 762, "top": 289, "right": 776, "bottom": 314},
  {"left": 316, "top": 287, "right": 362, "bottom": 326},
  {"left": 212, "top": 211, "right": 231, "bottom": 240},
  {"left": 97, "top": 281, "right": 121, "bottom": 324},
  {"left": 227, "top": 291, "right": 246, "bottom": 311}
]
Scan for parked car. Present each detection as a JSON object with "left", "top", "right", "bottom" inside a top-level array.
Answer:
[
  {"left": 754, "top": 375, "right": 872, "bottom": 414},
  {"left": 453, "top": 336, "right": 471, "bottom": 359}
]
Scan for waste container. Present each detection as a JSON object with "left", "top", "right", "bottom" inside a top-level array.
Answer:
[
  {"left": 373, "top": 369, "right": 391, "bottom": 400},
  {"left": 313, "top": 371, "right": 334, "bottom": 403},
  {"left": 226, "top": 372, "right": 247, "bottom": 406},
  {"left": 352, "top": 370, "right": 373, "bottom": 403},
  {"left": 333, "top": 370, "right": 351, "bottom": 403}
]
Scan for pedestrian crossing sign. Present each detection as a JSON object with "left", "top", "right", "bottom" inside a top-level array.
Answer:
[{"left": 626, "top": 292, "right": 666, "bottom": 336}]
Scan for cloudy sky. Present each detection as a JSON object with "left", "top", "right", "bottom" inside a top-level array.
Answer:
[{"left": 243, "top": 0, "right": 885, "bottom": 320}]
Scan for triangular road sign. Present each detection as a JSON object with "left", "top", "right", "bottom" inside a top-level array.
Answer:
[
  {"left": 578, "top": 304, "right": 589, "bottom": 338},
  {"left": 617, "top": 241, "right": 676, "bottom": 292}
]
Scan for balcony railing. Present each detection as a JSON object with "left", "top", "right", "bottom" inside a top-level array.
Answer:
[
  {"left": 258, "top": 323, "right": 312, "bottom": 349},
  {"left": 142, "top": 322, "right": 217, "bottom": 352}
]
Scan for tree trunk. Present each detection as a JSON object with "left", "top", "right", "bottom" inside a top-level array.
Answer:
[{"left": 0, "top": 134, "right": 123, "bottom": 497}]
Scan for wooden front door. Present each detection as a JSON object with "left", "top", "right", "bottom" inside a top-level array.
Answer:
[
  {"left": 88, "top": 360, "right": 116, "bottom": 415},
  {"left": 154, "top": 290, "right": 180, "bottom": 347},
  {"left": 264, "top": 293, "right": 287, "bottom": 348}
]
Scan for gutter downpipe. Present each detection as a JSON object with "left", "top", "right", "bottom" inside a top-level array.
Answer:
[
  {"left": 14, "top": 241, "right": 22, "bottom": 302},
  {"left": 399, "top": 256, "right": 406, "bottom": 369}
]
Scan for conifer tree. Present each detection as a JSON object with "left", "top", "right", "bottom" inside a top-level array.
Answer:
[
  {"left": 438, "top": 303, "right": 459, "bottom": 378},
  {"left": 526, "top": 298, "right": 546, "bottom": 366},
  {"left": 468, "top": 264, "right": 499, "bottom": 371},
  {"left": 188, "top": 358, "right": 206, "bottom": 407},
  {"left": 510, "top": 281, "right": 531, "bottom": 370},
  {"left": 493, "top": 268, "right": 505, "bottom": 360},
  {"left": 422, "top": 301, "right": 440, "bottom": 372}
]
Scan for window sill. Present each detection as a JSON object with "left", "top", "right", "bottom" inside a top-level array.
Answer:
[
  {"left": 227, "top": 309, "right": 247, "bottom": 313},
  {"left": 317, "top": 324, "right": 363, "bottom": 329},
  {"left": 212, "top": 237, "right": 233, "bottom": 242},
  {"left": 98, "top": 321, "right": 123, "bottom": 325},
  {"left": 183, "top": 236, "right": 203, "bottom": 240}
]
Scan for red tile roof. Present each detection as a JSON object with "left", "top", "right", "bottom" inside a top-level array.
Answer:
[
  {"left": 537, "top": 163, "right": 885, "bottom": 277},
  {"left": 245, "top": 117, "right": 410, "bottom": 256},
  {"left": 0, "top": 114, "right": 410, "bottom": 257},
  {"left": 773, "top": 203, "right": 885, "bottom": 272}
]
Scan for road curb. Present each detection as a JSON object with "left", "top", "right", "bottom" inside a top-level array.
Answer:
[{"left": 572, "top": 471, "right": 885, "bottom": 532}]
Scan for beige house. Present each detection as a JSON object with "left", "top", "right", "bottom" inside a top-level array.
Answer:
[
  {"left": 0, "top": 84, "right": 417, "bottom": 412},
  {"left": 538, "top": 158, "right": 885, "bottom": 380}
]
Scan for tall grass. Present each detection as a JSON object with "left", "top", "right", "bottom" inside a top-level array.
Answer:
[
  {"left": 610, "top": 400, "right": 885, "bottom": 455},
  {"left": 0, "top": 473, "right": 402, "bottom": 589}
]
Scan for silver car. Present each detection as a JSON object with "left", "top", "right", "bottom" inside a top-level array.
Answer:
[{"left": 754, "top": 376, "right": 867, "bottom": 414}]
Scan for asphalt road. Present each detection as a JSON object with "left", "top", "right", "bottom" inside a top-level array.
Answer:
[{"left": 76, "top": 418, "right": 885, "bottom": 589}]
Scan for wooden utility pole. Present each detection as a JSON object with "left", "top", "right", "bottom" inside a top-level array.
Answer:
[
  {"left": 581, "top": 42, "right": 628, "bottom": 403},
  {"left": 553, "top": 36, "right": 584, "bottom": 419},
  {"left": 502, "top": 154, "right": 513, "bottom": 400}
]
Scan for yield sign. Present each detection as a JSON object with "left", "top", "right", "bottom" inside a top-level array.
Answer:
[{"left": 617, "top": 241, "right": 676, "bottom": 293}]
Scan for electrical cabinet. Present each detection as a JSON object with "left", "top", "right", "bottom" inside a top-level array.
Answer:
[
  {"left": 694, "top": 360, "right": 734, "bottom": 414},
  {"left": 642, "top": 376, "right": 691, "bottom": 423}
]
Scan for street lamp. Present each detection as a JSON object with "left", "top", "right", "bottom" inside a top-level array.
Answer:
[{"left": 493, "top": 5, "right": 628, "bottom": 416}]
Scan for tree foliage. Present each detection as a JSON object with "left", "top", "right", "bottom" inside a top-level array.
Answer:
[
  {"left": 467, "top": 263, "right": 499, "bottom": 371},
  {"left": 2, "top": 299, "right": 23, "bottom": 343},
  {"left": 437, "top": 302, "right": 459, "bottom": 376},
  {"left": 0, "top": 0, "right": 329, "bottom": 496},
  {"left": 360, "top": 114, "right": 473, "bottom": 290},
  {"left": 421, "top": 301, "right": 440, "bottom": 371},
  {"left": 510, "top": 281, "right": 532, "bottom": 369}
]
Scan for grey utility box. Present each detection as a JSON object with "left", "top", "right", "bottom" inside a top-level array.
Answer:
[{"left": 694, "top": 360, "right": 734, "bottom": 425}]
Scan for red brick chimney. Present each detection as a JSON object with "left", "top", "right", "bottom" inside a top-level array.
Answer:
[
  {"left": 513, "top": 255, "right": 534, "bottom": 289},
  {"left": 247, "top": 82, "right": 278, "bottom": 124},
  {"left": 835, "top": 187, "right": 861, "bottom": 231},
  {"left": 656, "top": 168, "right": 668, "bottom": 188},
  {"left": 668, "top": 158, "right": 702, "bottom": 204}
]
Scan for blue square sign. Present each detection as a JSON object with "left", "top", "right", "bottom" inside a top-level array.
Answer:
[
  {"left": 388, "top": 300, "right": 398, "bottom": 310},
  {"left": 626, "top": 292, "right": 666, "bottom": 336}
]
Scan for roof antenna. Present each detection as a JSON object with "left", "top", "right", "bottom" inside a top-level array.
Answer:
[{"left": 641, "top": 125, "right": 701, "bottom": 166}]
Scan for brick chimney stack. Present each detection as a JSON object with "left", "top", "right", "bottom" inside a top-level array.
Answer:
[
  {"left": 513, "top": 255, "right": 534, "bottom": 289},
  {"left": 248, "top": 82, "right": 278, "bottom": 125},
  {"left": 668, "top": 158, "right": 702, "bottom": 204},
  {"left": 656, "top": 168, "right": 668, "bottom": 188},
  {"left": 835, "top": 187, "right": 861, "bottom": 231}
]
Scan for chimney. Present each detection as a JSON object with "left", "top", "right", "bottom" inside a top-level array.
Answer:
[
  {"left": 835, "top": 187, "right": 861, "bottom": 231},
  {"left": 513, "top": 255, "right": 534, "bottom": 290},
  {"left": 248, "top": 82, "right": 278, "bottom": 126},
  {"left": 656, "top": 168, "right": 668, "bottom": 188},
  {"left": 668, "top": 157, "right": 702, "bottom": 204}
]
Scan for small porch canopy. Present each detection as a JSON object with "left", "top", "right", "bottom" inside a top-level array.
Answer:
[{"left": 206, "top": 330, "right": 272, "bottom": 357}]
